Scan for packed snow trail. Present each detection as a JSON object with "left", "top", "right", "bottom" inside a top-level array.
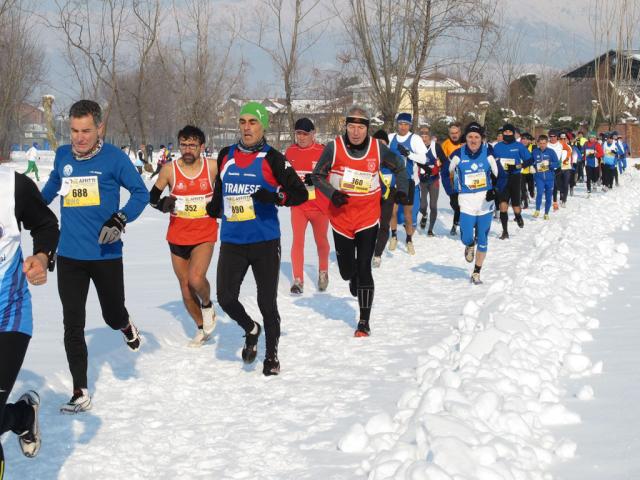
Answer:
[
  {"left": 2, "top": 159, "right": 640, "bottom": 479},
  {"left": 552, "top": 218, "right": 640, "bottom": 480}
]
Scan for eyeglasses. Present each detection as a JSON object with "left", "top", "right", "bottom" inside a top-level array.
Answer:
[{"left": 179, "top": 143, "right": 200, "bottom": 150}]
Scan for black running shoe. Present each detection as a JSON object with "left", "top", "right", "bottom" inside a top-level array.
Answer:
[
  {"left": 122, "top": 323, "right": 141, "bottom": 351},
  {"left": 242, "top": 322, "right": 261, "bottom": 364},
  {"left": 354, "top": 320, "right": 371, "bottom": 337},
  {"left": 419, "top": 216, "right": 427, "bottom": 230},
  {"left": 516, "top": 216, "right": 524, "bottom": 228},
  {"left": 450, "top": 224, "right": 457, "bottom": 236},
  {"left": 499, "top": 231, "right": 509, "bottom": 240},
  {"left": 427, "top": 230, "right": 435, "bottom": 237},
  {"left": 263, "top": 356, "right": 280, "bottom": 376}
]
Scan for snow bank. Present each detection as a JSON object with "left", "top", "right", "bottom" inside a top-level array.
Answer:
[{"left": 342, "top": 171, "right": 640, "bottom": 479}]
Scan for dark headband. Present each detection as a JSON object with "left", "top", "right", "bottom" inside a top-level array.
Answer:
[{"left": 346, "top": 116, "right": 370, "bottom": 127}]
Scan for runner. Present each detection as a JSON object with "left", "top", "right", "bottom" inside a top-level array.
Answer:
[
  {"left": 519, "top": 133, "right": 535, "bottom": 209},
  {"left": 440, "top": 122, "right": 463, "bottom": 235},
  {"left": 150, "top": 144, "right": 170, "bottom": 179},
  {"left": 22, "top": 142, "right": 40, "bottom": 182},
  {"left": 150, "top": 125, "right": 219, "bottom": 347},
  {"left": 492, "top": 123, "right": 532, "bottom": 239},
  {"left": 616, "top": 134, "right": 629, "bottom": 175},
  {"left": 556, "top": 132, "right": 573, "bottom": 206},
  {"left": 418, "top": 126, "right": 445, "bottom": 236},
  {"left": 530, "top": 134, "right": 560, "bottom": 219},
  {"left": 388, "top": 113, "right": 427, "bottom": 255},
  {"left": 449, "top": 122, "right": 499, "bottom": 285},
  {"left": 41, "top": 100, "right": 148, "bottom": 413},
  {"left": 208, "top": 102, "right": 307, "bottom": 376},
  {"left": 311, "top": 106, "right": 409, "bottom": 336},
  {"left": 602, "top": 133, "right": 618, "bottom": 191},
  {"left": 547, "top": 130, "right": 571, "bottom": 210},
  {"left": 371, "top": 129, "right": 396, "bottom": 268},
  {"left": 583, "top": 132, "right": 603, "bottom": 196},
  {"left": 0, "top": 166, "right": 58, "bottom": 478},
  {"left": 285, "top": 117, "right": 330, "bottom": 294}
]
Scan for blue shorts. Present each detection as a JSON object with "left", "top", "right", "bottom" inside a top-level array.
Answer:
[{"left": 459, "top": 211, "right": 492, "bottom": 253}]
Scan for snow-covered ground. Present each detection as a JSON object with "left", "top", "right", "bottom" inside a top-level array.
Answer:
[{"left": 2, "top": 158, "right": 640, "bottom": 479}]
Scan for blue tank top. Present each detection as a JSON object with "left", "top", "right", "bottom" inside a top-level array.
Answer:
[
  {"left": 455, "top": 145, "right": 491, "bottom": 195},
  {"left": 389, "top": 134, "right": 413, "bottom": 180},
  {"left": 220, "top": 144, "right": 280, "bottom": 244}
]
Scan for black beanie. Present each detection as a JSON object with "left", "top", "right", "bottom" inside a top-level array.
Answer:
[
  {"left": 464, "top": 122, "right": 485, "bottom": 138},
  {"left": 502, "top": 123, "right": 516, "bottom": 133}
]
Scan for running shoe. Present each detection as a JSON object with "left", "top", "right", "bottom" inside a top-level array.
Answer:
[
  {"left": 318, "top": 271, "right": 329, "bottom": 292},
  {"left": 17, "top": 391, "right": 40, "bottom": 457},
  {"left": 464, "top": 244, "right": 475, "bottom": 263},
  {"left": 263, "top": 356, "right": 280, "bottom": 376},
  {"left": 242, "top": 322, "right": 261, "bottom": 364},
  {"left": 354, "top": 320, "right": 371, "bottom": 337},
  {"left": 60, "top": 388, "right": 91, "bottom": 414},
  {"left": 290, "top": 279, "right": 303, "bottom": 295}
]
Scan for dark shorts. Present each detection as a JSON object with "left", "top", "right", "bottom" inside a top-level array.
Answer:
[
  {"left": 168, "top": 242, "right": 206, "bottom": 260},
  {"left": 498, "top": 175, "right": 522, "bottom": 207}
]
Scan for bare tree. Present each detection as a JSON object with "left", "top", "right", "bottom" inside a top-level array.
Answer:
[
  {"left": 346, "top": 0, "right": 419, "bottom": 129},
  {"left": 0, "top": 0, "right": 45, "bottom": 156},
  {"left": 242, "top": 0, "right": 331, "bottom": 141},
  {"left": 589, "top": 0, "right": 640, "bottom": 127}
]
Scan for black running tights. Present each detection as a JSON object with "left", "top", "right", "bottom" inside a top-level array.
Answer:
[
  {"left": 0, "top": 332, "right": 32, "bottom": 477},
  {"left": 333, "top": 225, "right": 378, "bottom": 321}
]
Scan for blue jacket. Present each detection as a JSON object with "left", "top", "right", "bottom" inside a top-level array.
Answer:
[
  {"left": 530, "top": 147, "right": 560, "bottom": 181},
  {"left": 493, "top": 140, "right": 532, "bottom": 192},
  {"left": 42, "top": 143, "right": 148, "bottom": 260}
]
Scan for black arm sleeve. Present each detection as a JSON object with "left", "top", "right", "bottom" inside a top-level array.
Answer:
[
  {"left": 311, "top": 142, "right": 336, "bottom": 199},
  {"left": 14, "top": 172, "right": 59, "bottom": 256},
  {"left": 149, "top": 185, "right": 163, "bottom": 207},
  {"left": 208, "top": 146, "right": 230, "bottom": 218},
  {"left": 435, "top": 143, "right": 448, "bottom": 164},
  {"left": 265, "top": 149, "right": 308, "bottom": 207}
]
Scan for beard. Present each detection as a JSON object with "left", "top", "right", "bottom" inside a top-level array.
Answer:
[{"left": 182, "top": 153, "right": 197, "bottom": 164}]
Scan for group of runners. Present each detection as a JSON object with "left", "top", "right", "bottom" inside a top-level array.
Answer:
[{"left": 1, "top": 97, "right": 631, "bottom": 478}]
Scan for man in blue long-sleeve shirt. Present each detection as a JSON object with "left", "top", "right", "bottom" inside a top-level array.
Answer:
[{"left": 41, "top": 100, "right": 148, "bottom": 414}]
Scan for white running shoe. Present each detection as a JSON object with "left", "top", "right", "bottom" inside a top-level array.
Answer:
[
  {"left": 406, "top": 241, "right": 416, "bottom": 255},
  {"left": 470, "top": 272, "right": 483, "bottom": 285},
  {"left": 17, "top": 390, "right": 40, "bottom": 458},
  {"left": 318, "top": 271, "right": 329, "bottom": 292},
  {"left": 372, "top": 256, "right": 382, "bottom": 268},
  {"left": 388, "top": 236, "right": 398, "bottom": 251},
  {"left": 122, "top": 322, "right": 142, "bottom": 351},
  {"left": 202, "top": 304, "right": 217, "bottom": 336},
  {"left": 188, "top": 329, "right": 210, "bottom": 348},
  {"left": 60, "top": 388, "right": 92, "bottom": 414}
]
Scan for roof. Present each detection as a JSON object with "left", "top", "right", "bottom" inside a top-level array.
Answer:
[{"left": 563, "top": 50, "right": 640, "bottom": 79}]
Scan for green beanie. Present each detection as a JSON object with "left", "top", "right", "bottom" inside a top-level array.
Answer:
[
  {"left": 588, "top": 131, "right": 597, "bottom": 138},
  {"left": 239, "top": 102, "right": 269, "bottom": 129}
]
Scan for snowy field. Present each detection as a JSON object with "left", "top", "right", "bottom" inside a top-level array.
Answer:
[{"left": 2, "top": 158, "right": 640, "bottom": 479}]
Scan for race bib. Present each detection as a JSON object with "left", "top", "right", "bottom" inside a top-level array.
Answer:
[
  {"left": 341, "top": 168, "right": 372, "bottom": 193},
  {"left": 538, "top": 160, "right": 549, "bottom": 172},
  {"left": 306, "top": 185, "right": 316, "bottom": 201},
  {"left": 500, "top": 158, "right": 515, "bottom": 167},
  {"left": 175, "top": 195, "right": 207, "bottom": 219},
  {"left": 464, "top": 172, "right": 487, "bottom": 190},
  {"left": 225, "top": 195, "right": 256, "bottom": 222},
  {"left": 62, "top": 176, "right": 100, "bottom": 207}
]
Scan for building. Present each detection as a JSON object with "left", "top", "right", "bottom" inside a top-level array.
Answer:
[{"left": 347, "top": 73, "right": 487, "bottom": 125}]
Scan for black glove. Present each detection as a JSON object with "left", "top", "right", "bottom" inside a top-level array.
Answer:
[
  {"left": 251, "top": 188, "right": 284, "bottom": 205},
  {"left": 206, "top": 200, "right": 217, "bottom": 218},
  {"left": 330, "top": 190, "right": 349, "bottom": 207},
  {"left": 485, "top": 189, "right": 496, "bottom": 201},
  {"left": 156, "top": 196, "right": 176, "bottom": 213},
  {"left": 303, "top": 173, "right": 314, "bottom": 186},
  {"left": 504, "top": 163, "right": 513, "bottom": 172},
  {"left": 98, "top": 212, "right": 126, "bottom": 244},
  {"left": 397, "top": 144, "right": 410, "bottom": 158},
  {"left": 394, "top": 190, "right": 411, "bottom": 205}
]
